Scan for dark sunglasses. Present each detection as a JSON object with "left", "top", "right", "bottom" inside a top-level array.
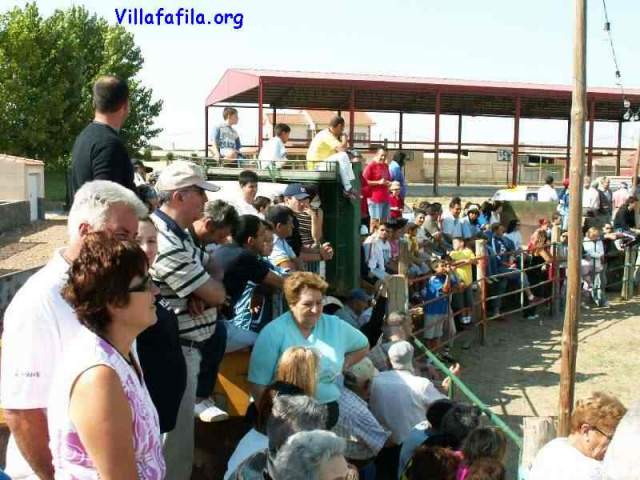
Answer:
[{"left": 128, "top": 275, "right": 154, "bottom": 293}]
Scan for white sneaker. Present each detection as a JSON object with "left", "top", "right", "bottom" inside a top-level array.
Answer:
[{"left": 194, "top": 399, "right": 229, "bottom": 422}]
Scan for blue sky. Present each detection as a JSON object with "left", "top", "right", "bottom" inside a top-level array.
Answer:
[{"left": 5, "top": 0, "right": 640, "bottom": 150}]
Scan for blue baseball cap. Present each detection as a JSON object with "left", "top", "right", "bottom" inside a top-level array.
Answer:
[
  {"left": 283, "top": 183, "right": 310, "bottom": 200},
  {"left": 348, "top": 288, "right": 372, "bottom": 303}
]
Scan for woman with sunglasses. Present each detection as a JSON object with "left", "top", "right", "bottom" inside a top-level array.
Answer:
[
  {"left": 529, "top": 392, "right": 626, "bottom": 480},
  {"left": 48, "top": 232, "right": 165, "bottom": 479}
]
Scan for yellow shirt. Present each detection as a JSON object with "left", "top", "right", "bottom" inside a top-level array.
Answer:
[
  {"left": 306, "top": 129, "right": 341, "bottom": 170},
  {"left": 449, "top": 248, "right": 475, "bottom": 286}
]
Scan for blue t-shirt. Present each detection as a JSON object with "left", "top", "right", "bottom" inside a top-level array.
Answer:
[
  {"left": 388, "top": 160, "right": 407, "bottom": 198},
  {"left": 233, "top": 258, "right": 286, "bottom": 333},
  {"left": 211, "top": 123, "right": 241, "bottom": 152},
  {"left": 422, "top": 274, "right": 456, "bottom": 315},
  {"left": 248, "top": 312, "right": 369, "bottom": 404}
]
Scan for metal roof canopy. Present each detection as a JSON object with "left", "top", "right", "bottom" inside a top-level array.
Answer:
[{"left": 205, "top": 69, "right": 640, "bottom": 121}]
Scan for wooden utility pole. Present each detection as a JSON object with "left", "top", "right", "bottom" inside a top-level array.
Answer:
[
  {"left": 632, "top": 135, "right": 640, "bottom": 193},
  {"left": 558, "top": 0, "right": 587, "bottom": 436}
]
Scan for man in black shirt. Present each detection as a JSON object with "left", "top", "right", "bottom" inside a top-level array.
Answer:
[
  {"left": 613, "top": 195, "right": 639, "bottom": 232},
  {"left": 213, "top": 214, "right": 284, "bottom": 352},
  {"left": 70, "top": 76, "right": 135, "bottom": 198}
]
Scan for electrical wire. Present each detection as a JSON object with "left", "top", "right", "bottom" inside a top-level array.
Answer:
[{"left": 601, "top": 0, "right": 624, "bottom": 98}]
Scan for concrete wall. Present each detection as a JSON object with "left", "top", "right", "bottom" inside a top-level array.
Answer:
[
  {"left": 0, "top": 201, "right": 30, "bottom": 233},
  {"left": 0, "top": 266, "right": 41, "bottom": 334}
]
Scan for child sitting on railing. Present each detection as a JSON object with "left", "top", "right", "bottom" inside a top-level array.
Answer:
[{"left": 582, "top": 226, "right": 608, "bottom": 308}]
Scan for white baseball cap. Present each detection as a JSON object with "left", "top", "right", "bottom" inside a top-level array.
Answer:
[
  {"left": 155, "top": 161, "right": 220, "bottom": 192},
  {"left": 388, "top": 340, "right": 415, "bottom": 371}
]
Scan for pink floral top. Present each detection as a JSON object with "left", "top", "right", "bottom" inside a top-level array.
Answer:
[{"left": 48, "top": 326, "right": 165, "bottom": 479}]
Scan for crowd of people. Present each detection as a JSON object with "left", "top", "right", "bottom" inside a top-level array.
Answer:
[{"left": 0, "top": 75, "right": 638, "bottom": 480}]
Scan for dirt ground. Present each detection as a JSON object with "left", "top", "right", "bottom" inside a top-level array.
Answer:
[{"left": 0, "top": 215, "right": 68, "bottom": 276}]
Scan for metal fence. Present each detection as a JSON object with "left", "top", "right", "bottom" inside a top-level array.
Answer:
[{"left": 385, "top": 235, "right": 640, "bottom": 460}]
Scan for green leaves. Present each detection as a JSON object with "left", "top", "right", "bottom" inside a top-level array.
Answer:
[{"left": 0, "top": 3, "right": 162, "bottom": 166}]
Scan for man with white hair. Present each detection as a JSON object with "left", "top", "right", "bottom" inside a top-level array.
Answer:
[
  {"left": 271, "top": 430, "right": 349, "bottom": 480},
  {"left": 0, "top": 180, "right": 147, "bottom": 480},
  {"left": 150, "top": 161, "right": 227, "bottom": 479}
]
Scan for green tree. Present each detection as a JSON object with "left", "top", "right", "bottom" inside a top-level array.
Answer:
[{"left": 0, "top": 3, "right": 162, "bottom": 165}]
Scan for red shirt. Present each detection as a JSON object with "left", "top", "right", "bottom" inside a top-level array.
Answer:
[
  {"left": 363, "top": 162, "right": 390, "bottom": 204},
  {"left": 389, "top": 194, "right": 404, "bottom": 218}
]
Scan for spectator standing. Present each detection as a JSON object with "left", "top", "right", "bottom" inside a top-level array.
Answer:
[
  {"left": 150, "top": 161, "right": 227, "bottom": 479},
  {"left": 529, "top": 392, "right": 626, "bottom": 480},
  {"left": 48, "top": 233, "right": 165, "bottom": 479},
  {"left": 422, "top": 259, "right": 457, "bottom": 349},
  {"left": 233, "top": 170, "right": 261, "bottom": 217},
  {"left": 461, "top": 204, "right": 483, "bottom": 240},
  {"left": 558, "top": 178, "right": 570, "bottom": 230},
  {"left": 583, "top": 227, "right": 608, "bottom": 308},
  {"left": 612, "top": 182, "right": 631, "bottom": 214},
  {"left": 70, "top": 76, "right": 135, "bottom": 197},
  {"left": 362, "top": 146, "right": 391, "bottom": 230},
  {"left": 442, "top": 198, "right": 464, "bottom": 242},
  {"left": 210, "top": 106, "right": 243, "bottom": 165},
  {"left": 389, "top": 181, "right": 404, "bottom": 219},
  {"left": 136, "top": 218, "right": 187, "bottom": 434},
  {"left": 283, "top": 183, "right": 334, "bottom": 267},
  {"left": 450, "top": 237, "right": 476, "bottom": 328},
  {"left": 504, "top": 219, "right": 523, "bottom": 251},
  {"left": 294, "top": 185, "right": 324, "bottom": 274},
  {"left": 598, "top": 177, "right": 613, "bottom": 223},
  {"left": 388, "top": 151, "right": 408, "bottom": 199},
  {"left": 538, "top": 175, "right": 559, "bottom": 202},
  {"left": 306, "top": 116, "right": 356, "bottom": 196},
  {"left": 0, "top": 181, "right": 146, "bottom": 480},
  {"left": 133, "top": 160, "right": 153, "bottom": 186},
  {"left": 363, "top": 222, "right": 392, "bottom": 280},
  {"left": 583, "top": 177, "right": 601, "bottom": 223},
  {"left": 258, "top": 123, "right": 290, "bottom": 169},
  {"left": 613, "top": 196, "right": 639, "bottom": 232}
]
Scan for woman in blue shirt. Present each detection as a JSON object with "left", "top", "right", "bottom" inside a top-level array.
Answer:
[{"left": 248, "top": 272, "right": 369, "bottom": 427}]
